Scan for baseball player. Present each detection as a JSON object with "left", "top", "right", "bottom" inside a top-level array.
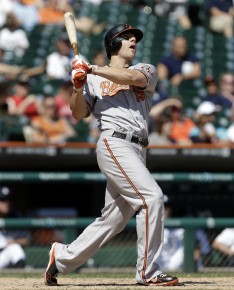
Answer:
[{"left": 44, "top": 24, "right": 179, "bottom": 287}]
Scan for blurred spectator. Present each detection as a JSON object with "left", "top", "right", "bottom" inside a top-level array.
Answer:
[
  {"left": 157, "top": 195, "right": 211, "bottom": 272},
  {"left": 92, "top": 50, "right": 107, "bottom": 67},
  {"left": 0, "top": 0, "right": 13, "bottom": 28},
  {"left": 161, "top": 98, "right": 195, "bottom": 145},
  {"left": 24, "top": 96, "right": 76, "bottom": 144},
  {"left": 45, "top": 33, "right": 89, "bottom": 80},
  {"left": 0, "top": 81, "right": 9, "bottom": 115},
  {"left": 226, "top": 124, "right": 234, "bottom": 144},
  {"left": 204, "top": 75, "right": 233, "bottom": 109},
  {"left": 54, "top": 80, "right": 74, "bottom": 122},
  {"left": 0, "top": 47, "right": 45, "bottom": 82},
  {"left": 219, "top": 73, "right": 234, "bottom": 106},
  {"left": 206, "top": 0, "right": 234, "bottom": 38},
  {"left": 0, "top": 186, "right": 30, "bottom": 269},
  {"left": 12, "top": 0, "right": 40, "bottom": 32},
  {"left": 154, "top": 0, "right": 191, "bottom": 30},
  {"left": 38, "top": 0, "right": 74, "bottom": 25},
  {"left": 212, "top": 228, "right": 234, "bottom": 266},
  {"left": 39, "top": 0, "right": 106, "bottom": 35},
  {"left": 6, "top": 76, "right": 41, "bottom": 120},
  {"left": 0, "top": 12, "right": 29, "bottom": 58},
  {"left": 152, "top": 81, "right": 170, "bottom": 106},
  {"left": 149, "top": 98, "right": 184, "bottom": 145},
  {"left": 157, "top": 36, "right": 201, "bottom": 87},
  {"left": 84, "top": 115, "right": 100, "bottom": 143},
  {"left": 190, "top": 101, "right": 226, "bottom": 143},
  {"left": 54, "top": 79, "right": 100, "bottom": 143},
  {"left": 21, "top": 0, "right": 44, "bottom": 7},
  {"left": 46, "top": 34, "right": 73, "bottom": 80},
  {"left": 150, "top": 98, "right": 195, "bottom": 145},
  {"left": 0, "top": 80, "right": 30, "bottom": 141},
  {"left": 0, "top": 48, "right": 24, "bottom": 81}
]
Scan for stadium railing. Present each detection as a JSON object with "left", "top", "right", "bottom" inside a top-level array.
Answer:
[{"left": 1, "top": 217, "right": 233, "bottom": 273}]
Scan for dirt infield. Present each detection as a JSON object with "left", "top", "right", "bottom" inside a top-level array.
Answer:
[{"left": 0, "top": 277, "right": 233, "bottom": 290}]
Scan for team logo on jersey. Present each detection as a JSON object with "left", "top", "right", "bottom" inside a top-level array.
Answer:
[
  {"left": 140, "top": 65, "right": 154, "bottom": 76},
  {"left": 100, "top": 81, "right": 130, "bottom": 96},
  {"left": 100, "top": 81, "right": 145, "bottom": 102}
]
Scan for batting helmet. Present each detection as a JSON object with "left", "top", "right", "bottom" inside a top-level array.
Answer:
[{"left": 104, "top": 24, "right": 143, "bottom": 59}]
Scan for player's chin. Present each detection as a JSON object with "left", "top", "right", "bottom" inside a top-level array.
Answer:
[
  {"left": 126, "top": 50, "right": 135, "bottom": 60},
  {"left": 130, "top": 48, "right": 136, "bottom": 56}
]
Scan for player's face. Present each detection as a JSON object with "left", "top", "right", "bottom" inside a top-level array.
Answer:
[{"left": 118, "top": 32, "right": 137, "bottom": 60}]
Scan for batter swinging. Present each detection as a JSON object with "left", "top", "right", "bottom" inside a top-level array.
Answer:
[{"left": 45, "top": 24, "right": 179, "bottom": 287}]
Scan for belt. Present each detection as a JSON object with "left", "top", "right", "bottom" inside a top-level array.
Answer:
[{"left": 112, "top": 131, "right": 149, "bottom": 147}]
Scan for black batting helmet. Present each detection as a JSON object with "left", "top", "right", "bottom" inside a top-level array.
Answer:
[{"left": 104, "top": 24, "right": 143, "bottom": 59}]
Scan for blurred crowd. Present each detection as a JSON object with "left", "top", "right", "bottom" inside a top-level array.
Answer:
[
  {"left": 0, "top": 0, "right": 234, "bottom": 271},
  {"left": 0, "top": 0, "right": 234, "bottom": 145}
]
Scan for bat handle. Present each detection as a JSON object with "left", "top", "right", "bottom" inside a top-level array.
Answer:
[{"left": 72, "top": 42, "right": 79, "bottom": 56}]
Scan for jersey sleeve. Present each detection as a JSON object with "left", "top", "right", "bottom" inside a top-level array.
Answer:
[{"left": 133, "top": 63, "right": 158, "bottom": 93}]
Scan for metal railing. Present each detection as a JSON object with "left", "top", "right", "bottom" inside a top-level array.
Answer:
[{"left": 1, "top": 217, "right": 234, "bottom": 272}]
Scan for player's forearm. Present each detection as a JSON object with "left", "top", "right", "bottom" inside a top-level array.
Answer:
[
  {"left": 94, "top": 66, "right": 147, "bottom": 87},
  {"left": 70, "top": 90, "right": 89, "bottom": 120}
]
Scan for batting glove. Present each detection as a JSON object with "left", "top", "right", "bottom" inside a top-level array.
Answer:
[
  {"left": 72, "top": 57, "right": 92, "bottom": 73},
  {"left": 72, "top": 68, "right": 87, "bottom": 92},
  {"left": 72, "top": 57, "right": 99, "bottom": 75}
]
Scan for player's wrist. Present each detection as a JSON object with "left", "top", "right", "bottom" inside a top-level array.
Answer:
[
  {"left": 91, "top": 65, "right": 99, "bottom": 75},
  {"left": 73, "top": 86, "right": 83, "bottom": 93}
]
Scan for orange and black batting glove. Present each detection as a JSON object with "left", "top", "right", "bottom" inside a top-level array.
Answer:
[
  {"left": 72, "top": 57, "right": 93, "bottom": 74},
  {"left": 71, "top": 67, "right": 87, "bottom": 92}
]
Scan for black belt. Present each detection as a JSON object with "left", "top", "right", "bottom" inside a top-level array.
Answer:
[{"left": 112, "top": 131, "right": 149, "bottom": 147}]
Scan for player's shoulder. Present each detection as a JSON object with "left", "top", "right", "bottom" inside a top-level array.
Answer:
[{"left": 131, "top": 63, "right": 157, "bottom": 74}]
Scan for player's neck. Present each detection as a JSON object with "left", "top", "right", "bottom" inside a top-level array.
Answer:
[{"left": 109, "top": 56, "right": 132, "bottom": 68}]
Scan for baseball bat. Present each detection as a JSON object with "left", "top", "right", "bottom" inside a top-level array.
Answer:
[
  {"left": 64, "top": 12, "right": 86, "bottom": 81},
  {"left": 64, "top": 11, "right": 79, "bottom": 58}
]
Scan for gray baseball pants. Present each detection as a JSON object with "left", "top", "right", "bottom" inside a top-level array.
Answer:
[{"left": 54, "top": 130, "right": 165, "bottom": 284}]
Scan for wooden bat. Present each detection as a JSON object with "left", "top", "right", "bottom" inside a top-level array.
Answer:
[
  {"left": 64, "top": 11, "right": 86, "bottom": 81},
  {"left": 64, "top": 12, "right": 79, "bottom": 58}
]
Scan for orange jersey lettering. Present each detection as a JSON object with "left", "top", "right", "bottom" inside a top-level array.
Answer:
[{"left": 100, "top": 81, "right": 130, "bottom": 96}]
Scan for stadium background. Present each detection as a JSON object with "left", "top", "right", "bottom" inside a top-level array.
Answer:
[{"left": 0, "top": 0, "right": 234, "bottom": 273}]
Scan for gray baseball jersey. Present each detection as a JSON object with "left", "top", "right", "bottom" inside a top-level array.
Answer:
[
  {"left": 84, "top": 63, "right": 157, "bottom": 138},
  {"left": 54, "top": 63, "right": 165, "bottom": 284}
]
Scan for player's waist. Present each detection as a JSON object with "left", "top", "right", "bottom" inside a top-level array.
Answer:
[{"left": 112, "top": 131, "right": 149, "bottom": 147}]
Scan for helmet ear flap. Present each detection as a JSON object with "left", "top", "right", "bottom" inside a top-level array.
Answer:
[{"left": 108, "top": 37, "right": 122, "bottom": 58}]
